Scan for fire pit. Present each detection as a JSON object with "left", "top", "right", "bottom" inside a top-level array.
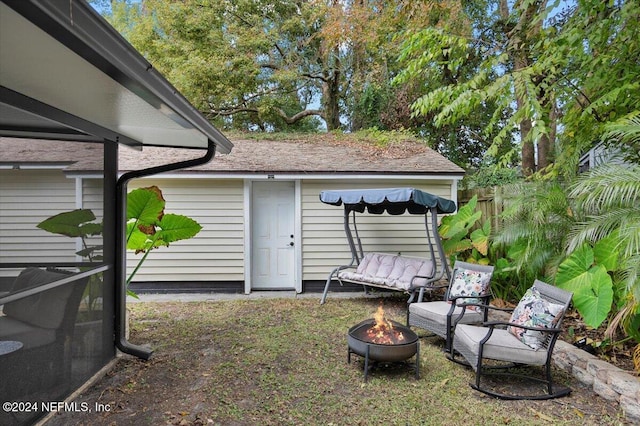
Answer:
[{"left": 347, "top": 307, "right": 420, "bottom": 381}]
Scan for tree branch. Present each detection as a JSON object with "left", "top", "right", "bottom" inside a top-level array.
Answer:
[
  {"left": 276, "top": 108, "right": 324, "bottom": 124},
  {"left": 206, "top": 105, "right": 324, "bottom": 124}
]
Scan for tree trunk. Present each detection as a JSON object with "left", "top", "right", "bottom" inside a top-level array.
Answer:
[
  {"left": 520, "top": 116, "right": 536, "bottom": 175},
  {"left": 537, "top": 95, "right": 556, "bottom": 172},
  {"left": 323, "top": 70, "right": 341, "bottom": 131},
  {"left": 502, "top": 0, "right": 548, "bottom": 176},
  {"left": 350, "top": 0, "right": 366, "bottom": 131},
  {"left": 514, "top": 53, "right": 535, "bottom": 176}
]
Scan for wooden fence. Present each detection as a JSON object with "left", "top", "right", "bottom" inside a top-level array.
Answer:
[{"left": 457, "top": 186, "right": 507, "bottom": 231}]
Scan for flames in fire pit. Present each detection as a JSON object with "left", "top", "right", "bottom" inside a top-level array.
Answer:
[
  {"left": 347, "top": 304, "right": 420, "bottom": 380},
  {"left": 365, "top": 306, "right": 406, "bottom": 345}
]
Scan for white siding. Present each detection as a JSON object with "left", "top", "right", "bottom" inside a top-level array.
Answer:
[
  {"left": 578, "top": 143, "right": 626, "bottom": 172},
  {"left": 2, "top": 172, "right": 457, "bottom": 285},
  {"left": 0, "top": 169, "right": 77, "bottom": 276},
  {"left": 125, "top": 178, "right": 244, "bottom": 282},
  {"left": 301, "top": 179, "right": 455, "bottom": 280},
  {"left": 81, "top": 178, "right": 105, "bottom": 260},
  {"left": 82, "top": 179, "right": 104, "bottom": 216}
]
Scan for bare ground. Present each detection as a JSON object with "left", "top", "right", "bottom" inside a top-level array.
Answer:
[{"left": 46, "top": 296, "right": 633, "bottom": 426}]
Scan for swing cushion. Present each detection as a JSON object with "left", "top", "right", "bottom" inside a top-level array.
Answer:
[{"left": 338, "top": 253, "right": 434, "bottom": 291}]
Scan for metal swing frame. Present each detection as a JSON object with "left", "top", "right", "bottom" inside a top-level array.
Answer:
[{"left": 319, "top": 188, "right": 456, "bottom": 304}]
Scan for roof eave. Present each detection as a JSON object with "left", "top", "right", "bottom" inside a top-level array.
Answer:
[{"left": 0, "top": 0, "right": 232, "bottom": 154}]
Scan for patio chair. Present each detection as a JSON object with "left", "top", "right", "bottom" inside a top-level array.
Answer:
[
  {"left": 0, "top": 267, "right": 88, "bottom": 398},
  {"left": 407, "top": 261, "right": 494, "bottom": 352},
  {"left": 450, "top": 280, "right": 573, "bottom": 400}
]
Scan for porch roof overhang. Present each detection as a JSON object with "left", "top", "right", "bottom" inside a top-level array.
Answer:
[
  {"left": 0, "top": 0, "right": 232, "bottom": 153},
  {"left": 0, "top": 0, "right": 233, "bottom": 362}
]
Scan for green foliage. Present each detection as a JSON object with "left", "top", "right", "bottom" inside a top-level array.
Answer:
[
  {"left": 602, "top": 112, "right": 640, "bottom": 165},
  {"left": 37, "top": 209, "right": 103, "bottom": 261},
  {"left": 556, "top": 243, "right": 615, "bottom": 328},
  {"left": 488, "top": 256, "right": 525, "bottom": 302},
  {"left": 127, "top": 187, "right": 164, "bottom": 234},
  {"left": 94, "top": 0, "right": 442, "bottom": 133},
  {"left": 37, "top": 209, "right": 104, "bottom": 311},
  {"left": 494, "top": 182, "right": 575, "bottom": 279},
  {"left": 461, "top": 167, "right": 521, "bottom": 190},
  {"left": 439, "top": 195, "right": 491, "bottom": 265},
  {"left": 37, "top": 209, "right": 101, "bottom": 238},
  {"left": 395, "top": 0, "right": 640, "bottom": 177},
  {"left": 124, "top": 187, "right": 202, "bottom": 287},
  {"left": 489, "top": 182, "right": 576, "bottom": 302},
  {"left": 353, "top": 83, "right": 392, "bottom": 130},
  {"left": 394, "top": 21, "right": 513, "bottom": 169},
  {"left": 37, "top": 186, "right": 202, "bottom": 296},
  {"left": 95, "top": 0, "right": 328, "bottom": 130},
  {"left": 553, "top": 1, "right": 640, "bottom": 175},
  {"left": 469, "top": 221, "right": 490, "bottom": 261},
  {"left": 492, "top": 157, "right": 640, "bottom": 343},
  {"left": 567, "top": 161, "right": 640, "bottom": 342},
  {"left": 346, "top": 127, "right": 421, "bottom": 147}
]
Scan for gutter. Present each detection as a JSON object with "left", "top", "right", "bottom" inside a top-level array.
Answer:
[{"left": 114, "top": 140, "right": 216, "bottom": 359}]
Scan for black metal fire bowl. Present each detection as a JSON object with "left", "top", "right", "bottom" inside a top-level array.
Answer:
[{"left": 347, "top": 319, "right": 420, "bottom": 380}]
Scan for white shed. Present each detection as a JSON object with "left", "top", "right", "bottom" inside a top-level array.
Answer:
[{"left": 0, "top": 136, "right": 464, "bottom": 295}]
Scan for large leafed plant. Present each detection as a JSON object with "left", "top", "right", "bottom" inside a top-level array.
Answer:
[
  {"left": 555, "top": 237, "right": 617, "bottom": 329},
  {"left": 438, "top": 195, "right": 490, "bottom": 264},
  {"left": 37, "top": 186, "right": 202, "bottom": 296}
]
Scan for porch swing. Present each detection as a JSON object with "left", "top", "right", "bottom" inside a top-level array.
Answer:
[{"left": 319, "top": 188, "right": 457, "bottom": 304}]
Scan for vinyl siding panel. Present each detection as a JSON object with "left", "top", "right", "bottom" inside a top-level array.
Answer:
[
  {"left": 82, "top": 179, "right": 105, "bottom": 214},
  {"left": 125, "top": 178, "right": 244, "bottom": 281},
  {"left": 2, "top": 172, "right": 455, "bottom": 285},
  {"left": 0, "top": 169, "right": 77, "bottom": 276},
  {"left": 81, "top": 178, "right": 105, "bottom": 259},
  {"left": 300, "top": 179, "right": 455, "bottom": 280}
]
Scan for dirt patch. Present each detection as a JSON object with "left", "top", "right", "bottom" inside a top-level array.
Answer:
[
  {"left": 46, "top": 297, "right": 631, "bottom": 426},
  {"left": 560, "top": 311, "right": 637, "bottom": 373}
]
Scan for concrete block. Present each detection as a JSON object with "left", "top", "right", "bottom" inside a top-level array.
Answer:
[
  {"left": 593, "top": 378, "right": 621, "bottom": 402},
  {"left": 572, "top": 365, "right": 594, "bottom": 386},
  {"left": 609, "top": 370, "right": 640, "bottom": 395},
  {"left": 587, "top": 359, "right": 624, "bottom": 382},
  {"left": 552, "top": 351, "right": 572, "bottom": 371},
  {"left": 564, "top": 348, "right": 589, "bottom": 370},
  {"left": 620, "top": 395, "right": 640, "bottom": 424}
]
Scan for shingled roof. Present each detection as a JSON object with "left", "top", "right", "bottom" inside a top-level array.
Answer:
[{"left": 0, "top": 136, "right": 465, "bottom": 175}]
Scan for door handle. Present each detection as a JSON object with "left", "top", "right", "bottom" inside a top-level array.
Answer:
[{"left": 289, "top": 242, "right": 294, "bottom": 246}]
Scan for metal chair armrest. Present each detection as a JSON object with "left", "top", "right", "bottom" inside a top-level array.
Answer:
[{"left": 481, "top": 320, "right": 563, "bottom": 334}]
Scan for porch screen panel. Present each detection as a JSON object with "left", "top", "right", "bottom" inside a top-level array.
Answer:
[{"left": 0, "top": 139, "right": 113, "bottom": 425}]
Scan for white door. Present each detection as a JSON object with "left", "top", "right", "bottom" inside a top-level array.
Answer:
[{"left": 251, "top": 181, "right": 296, "bottom": 289}]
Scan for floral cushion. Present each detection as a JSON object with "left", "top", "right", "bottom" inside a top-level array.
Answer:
[
  {"left": 508, "top": 286, "right": 565, "bottom": 349},
  {"left": 448, "top": 267, "right": 492, "bottom": 312}
]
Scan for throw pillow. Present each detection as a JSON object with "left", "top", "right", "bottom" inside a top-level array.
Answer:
[
  {"left": 448, "top": 267, "right": 492, "bottom": 312},
  {"left": 508, "top": 286, "right": 565, "bottom": 349}
]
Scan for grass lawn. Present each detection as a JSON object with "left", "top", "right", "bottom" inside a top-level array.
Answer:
[{"left": 49, "top": 294, "right": 627, "bottom": 425}]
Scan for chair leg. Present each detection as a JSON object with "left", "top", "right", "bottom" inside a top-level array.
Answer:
[
  {"left": 545, "top": 362, "right": 554, "bottom": 395},
  {"left": 414, "top": 341, "right": 420, "bottom": 380},
  {"left": 474, "top": 355, "right": 483, "bottom": 390},
  {"left": 469, "top": 363, "right": 572, "bottom": 400},
  {"left": 320, "top": 275, "right": 333, "bottom": 304}
]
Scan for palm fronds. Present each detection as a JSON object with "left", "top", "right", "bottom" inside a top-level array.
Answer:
[{"left": 568, "top": 164, "right": 640, "bottom": 294}]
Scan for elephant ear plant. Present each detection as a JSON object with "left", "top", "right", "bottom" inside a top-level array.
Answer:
[
  {"left": 37, "top": 186, "right": 202, "bottom": 298},
  {"left": 438, "top": 195, "right": 491, "bottom": 265}
]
